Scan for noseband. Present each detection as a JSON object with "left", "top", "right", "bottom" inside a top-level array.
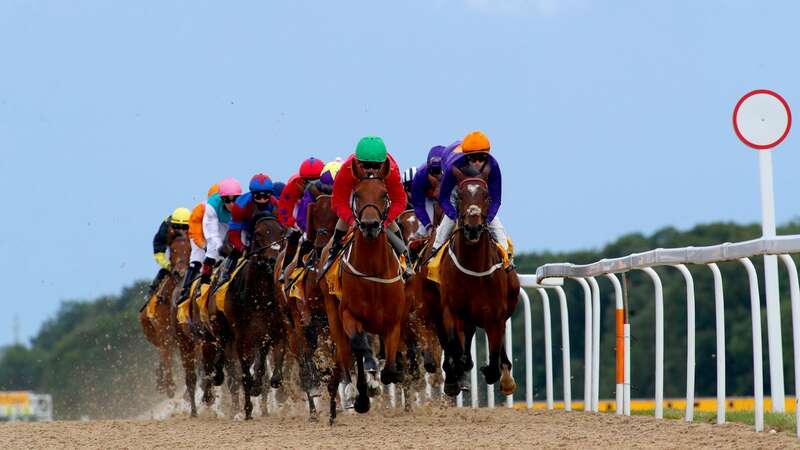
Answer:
[
  {"left": 351, "top": 178, "right": 389, "bottom": 232},
  {"left": 457, "top": 177, "right": 489, "bottom": 229}
]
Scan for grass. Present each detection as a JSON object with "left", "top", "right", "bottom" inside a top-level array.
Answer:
[{"left": 631, "top": 408, "right": 797, "bottom": 434}]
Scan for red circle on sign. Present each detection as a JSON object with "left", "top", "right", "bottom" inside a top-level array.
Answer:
[{"left": 733, "top": 89, "right": 792, "bottom": 150}]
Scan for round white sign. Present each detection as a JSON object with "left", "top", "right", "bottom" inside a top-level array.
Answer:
[{"left": 733, "top": 90, "right": 792, "bottom": 150}]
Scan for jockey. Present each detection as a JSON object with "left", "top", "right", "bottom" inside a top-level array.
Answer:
[
  {"left": 272, "top": 181, "right": 286, "bottom": 199},
  {"left": 277, "top": 157, "right": 326, "bottom": 279},
  {"left": 201, "top": 177, "right": 242, "bottom": 284},
  {"left": 401, "top": 166, "right": 417, "bottom": 209},
  {"left": 227, "top": 173, "right": 278, "bottom": 254},
  {"left": 148, "top": 207, "right": 191, "bottom": 297},
  {"left": 177, "top": 183, "right": 219, "bottom": 302},
  {"left": 320, "top": 136, "right": 413, "bottom": 279},
  {"left": 292, "top": 160, "right": 342, "bottom": 269},
  {"left": 432, "top": 130, "right": 509, "bottom": 259},
  {"left": 210, "top": 173, "right": 277, "bottom": 288},
  {"left": 410, "top": 144, "right": 449, "bottom": 237}
]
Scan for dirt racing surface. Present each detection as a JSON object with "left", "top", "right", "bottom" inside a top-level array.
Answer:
[{"left": 2, "top": 407, "right": 797, "bottom": 449}]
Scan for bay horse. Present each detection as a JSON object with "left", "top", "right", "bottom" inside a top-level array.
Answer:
[
  {"left": 222, "top": 213, "right": 287, "bottom": 420},
  {"left": 277, "top": 194, "right": 338, "bottom": 420},
  {"left": 437, "top": 165, "right": 520, "bottom": 397},
  {"left": 139, "top": 229, "right": 190, "bottom": 399},
  {"left": 319, "top": 161, "right": 411, "bottom": 423}
]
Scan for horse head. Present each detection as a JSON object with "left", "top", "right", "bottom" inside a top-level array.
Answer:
[
  {"left": 351, "top": 162, "right": 391, "bottom": 241},
  {"left": 250, "top": 214, "right": 285, "bottom": 273},
  {"left": 454, "top": 163, "right": 491, "bottom": 244},
  {"left": 308, "top": 194, "right": 338, "bottom": 251},
  {"left": 168, "top": 229, "right": 191, "bottom": 277}
]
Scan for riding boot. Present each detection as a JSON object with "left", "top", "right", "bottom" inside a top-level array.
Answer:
[
  {"left": 296, "top": 239, "right": 315, "bottom": 269},
  {"left": 279, "top": 229, "right": 302, "bottom": 283},
  {"left": 210, "top": 255, "right": 238, "bottom": 294},
  {"left": 318, "top": 228, "right": 346, "bottom": 281},
  {"left": 387, "top": 229, "right": 415, "bottom": 280},
  {"left": 177, "top": 262, "right": 201, "bottom": 304}
]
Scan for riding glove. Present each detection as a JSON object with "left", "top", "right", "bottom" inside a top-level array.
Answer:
[{"left": 154, "top": 252, "right": 170, "bottom": 270}]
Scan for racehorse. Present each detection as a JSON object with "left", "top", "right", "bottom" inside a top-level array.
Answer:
[
  {"left": 319, "top": 161, "right": 412, "bottom": 423},
  {"left": 139, "top": 229, "right": 190, "bottom": 399},
  {"left": 277, "top": 194, "right": 338, "bottom": 421},
  {"left": 222, "top": 214, "right": 287, "bottom": 420},
  {"left": 437, "top": 165, "right": 520, "bottom": 397}
]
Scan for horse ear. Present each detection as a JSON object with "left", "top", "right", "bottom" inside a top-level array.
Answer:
[
  {"left": 452, "top": 165, "right": 466, "bottom": 182},
  {"left": 379, "top": 160, "right": 391, "bottom": 179},
  {"left": 479, "top": 160, "right": 491, "bottom": 180},
  {"left": 352, "top": 160, "right": 365, "bottom": 180}
]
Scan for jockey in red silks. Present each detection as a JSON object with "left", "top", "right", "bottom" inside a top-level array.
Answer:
[
  {"left": 277, "top": 157, "right": 326, "bottom": 280},
  {"left": 320, "top": 136, "right": 413, "bottom": 279},
  {"left": 432, "top": 130, "right": 510, "bottom": 262}
]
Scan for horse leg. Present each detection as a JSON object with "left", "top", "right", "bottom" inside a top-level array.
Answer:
[
  {"left": 349, "top": 330, "right": 371, "bottom": 414},
  {"left": 441, "top": 306, "right": 464, "bottom": 397},
  {"left": 212, "top": 343, "right": 226, "bottom": 386},
  {"left": 380, "top": 323, "right": 403, "bottom": 385},
  {"left": 328, "top": 366, "right": 343, "bottom": 425},
  {"left": 159, "top": 339, "right": 176, "bottom": 398},
  {"left": 458, "top": 324, "right": 476, "bottom": 393},
  {"left": 224, "top": 342, "right": 242, "bottom": 417},
  {"left": 499, "top": 342, "right": 516, "bottom": 395},
  {"left": 200, "top": 340, "right": 217, "bottom": 405},
  {"left": 250, "top": 345, "right": 267, "bottom": 398},
  {"left": 238, "top": 348, "right": 255, "bottom": 420},
  {"left": 178, "top": 333, "right": 198, "bottom": 417},
  {"left": 481, "top": 323, "right": 504, "bottom": 385},
  {"left": 269, "top": 339, "right": 285, "bottom": 389}
]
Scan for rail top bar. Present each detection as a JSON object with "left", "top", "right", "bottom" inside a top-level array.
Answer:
[{"left": 536, "top": 235, "right": 800, "bottom": 282}]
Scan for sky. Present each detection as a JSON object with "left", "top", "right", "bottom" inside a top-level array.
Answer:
[{"left": 1, "top": 0, "right": 799, "bottom": 346}]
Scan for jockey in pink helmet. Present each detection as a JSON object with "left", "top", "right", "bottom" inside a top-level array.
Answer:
[{"left": 201, "top": 177, "right": 242, "bottom": 283}]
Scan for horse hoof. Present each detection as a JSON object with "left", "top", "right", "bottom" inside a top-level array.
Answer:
[
  {"left": 213, "top": 371, "right": 225, "bottom": 387},
  {"left": 250, "top": 385, "right": 263, "bottom": 397},
  {"left": 309, "top": 413, "right": 319, "bottom": 423},
  {"left": 444, "top": 381, "right": 461, "bottom": 397},
  {"left": 364, "top": 356, "right": 378, "bottom": 372},
  {"left": 423, "top": 361, "right": 437, "bottom": 374},
  {"left": 354, "top": 394, "right": 370, "bottom": 414},
  {"left": 480, "top": 365, "right": 501, "bottom": 385},
  {"left": 500, "top": 367, "right": 516, "bottom": 395},
  {"left": 190, "top": 410, "right": 198, "bottom": 418},
  {"left": 270, "top": 377, "right": 283, "bottom": 389}
]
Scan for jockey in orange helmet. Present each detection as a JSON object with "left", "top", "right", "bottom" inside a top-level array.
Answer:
[
  {"left": 432, "top": 131, "right": 510, "bottom": 265},
  {"left": 320, "top": 136, "right": 413, "bottom": 279}
]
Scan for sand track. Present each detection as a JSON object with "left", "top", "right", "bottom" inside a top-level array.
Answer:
[{"left": 2, "top": 407, "right": 797, "bottom": 449}]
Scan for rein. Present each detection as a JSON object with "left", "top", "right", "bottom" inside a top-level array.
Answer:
[{"left": 350, "top": 177, "right": 390, "bottom": 231}]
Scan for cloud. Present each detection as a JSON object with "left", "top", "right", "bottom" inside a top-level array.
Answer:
[{"left": 462, "top": 0, "right": 582, "bottom": 17}]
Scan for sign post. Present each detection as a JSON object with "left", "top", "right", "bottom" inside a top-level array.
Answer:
[{"left": 733, "top": 89, "right": 792, "bottom": 412}]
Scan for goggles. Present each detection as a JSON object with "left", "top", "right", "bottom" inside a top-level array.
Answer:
[
  {"left": 171, "top": 223, "right": 189, "bottom": 231},
  {"left": 252, "top": 191, "right": 272, "bottom": 201},
  {"left": 222, "top": 195, "right": 238, "bottom": 204},
  {"left": 466, "top": 153, "right": 488, "bottom": 163},
  {"left": 360, "top": 161, "right": 383, "bottom": 170}
]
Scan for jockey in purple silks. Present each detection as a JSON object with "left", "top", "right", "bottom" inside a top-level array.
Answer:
[
  {"left": 410, "top": 144, "right": 450, "bottom": 238},
  {"left": 432, "top": 131, "right": 509, "bottom": 256}
]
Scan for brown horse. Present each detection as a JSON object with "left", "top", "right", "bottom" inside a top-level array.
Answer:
[
  {"left": 437, "top": 167, "right": 520, "bottom": 397},
  {"left": 221, "top": 214, "right": 287, "bottom": 420},
  {"left": 139, "top": 230, "right": 190, "bottom": 399},
  {"left": 319, "top": 162, "right": 411, "bottom": 423},
  {"left": 277, "top": 194, "right": 339, "bottom": 420}
]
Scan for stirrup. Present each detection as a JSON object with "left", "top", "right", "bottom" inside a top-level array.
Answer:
[{"left": 318, "top": 254, "right": 338, "bottom": 281}]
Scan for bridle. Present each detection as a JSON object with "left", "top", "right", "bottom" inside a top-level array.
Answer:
[
  {"left": 246, "top": 216, "right": 285, "bottom": 270},
  {"left": 351, "top": 177, "right": 390, "bottom": 232},
  {"left": 456, "top": 177, "right": 489, "bottom": 233}
]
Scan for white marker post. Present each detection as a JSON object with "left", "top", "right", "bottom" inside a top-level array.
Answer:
[{"left": 733, "top": 89, "right": 793, "bottom": 412}]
